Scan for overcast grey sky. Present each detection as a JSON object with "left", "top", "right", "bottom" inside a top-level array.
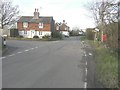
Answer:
[{"left": 12, "top": 0, "right": 97, "bottom": 29}]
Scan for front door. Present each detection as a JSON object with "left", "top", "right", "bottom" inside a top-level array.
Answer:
[{"left": 30, "top": 30, "right": 35, "bottom": 38}]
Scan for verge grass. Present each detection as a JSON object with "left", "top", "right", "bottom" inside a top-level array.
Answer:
[{"left": 86, "top": 40, "right": 118, "bottom": 88}]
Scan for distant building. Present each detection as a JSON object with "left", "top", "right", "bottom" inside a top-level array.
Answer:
[
  {"left": 17, "top": 8, "right": 55, "bottom": 38},
  {"left": 55, "top": 20, "right": 70, "bottom": 37}
]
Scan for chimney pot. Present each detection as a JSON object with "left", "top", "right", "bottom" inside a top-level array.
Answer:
[
  {"left": 33, "top": 8, "right": 39, "bottom": 19},
  {"left": 37, "top": 9, "right": 38, "bottom": 12}
]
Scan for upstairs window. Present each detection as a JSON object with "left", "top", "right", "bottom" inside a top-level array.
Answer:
[
  {"left": 39, "top": 31, "right": 42, "bottom": 35},
  {"left": 38, "top": 23, "right": 43, "bottom": 28},
  {"left": 23, "top": 22, "right": 28, "bottom": 28}
]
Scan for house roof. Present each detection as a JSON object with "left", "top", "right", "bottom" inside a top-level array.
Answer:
[{"left": 17, "top": 16, "right": 53, "bottom": 24}]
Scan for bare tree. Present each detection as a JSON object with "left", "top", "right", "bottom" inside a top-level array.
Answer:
[
  {"left": 0, "top": 0, "right": 19, "bottom": 29},
  {"left": 85, "top": 0, "right": 118, "bottom": 27},
  {"left": 85, "top": 0, "right": 118, "bottom": 50}
]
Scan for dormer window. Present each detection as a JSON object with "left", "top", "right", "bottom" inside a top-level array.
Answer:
[
  {"left": 23, "top": 22, "right": 28, "bottom": 28},
  {"left": 38, "top": 23, "right": 43, "bottom": 28}
]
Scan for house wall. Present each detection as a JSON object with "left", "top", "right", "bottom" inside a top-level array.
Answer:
[
  {"left": 19, "top": 30, "right": 51, "bottom": 38},
  {"left": 17, "top": 22, "right": 51, "bottom": 31},
  {"left": 17, "top": 22, "right": 52, "bottom": 38}
]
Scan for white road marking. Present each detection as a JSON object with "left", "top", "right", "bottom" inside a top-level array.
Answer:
[
  {"left": 89, "top": 53, "right": 92, "bottom": 56},
  {"left": 24, "top": 49, "right": 29, "bottom": 52},
  {"left": 84, "top": 67, "right": 88, "bottom": 88},
  {"left": 17, "top": 52, "right": 22, "bottom": 54},
  {"left": 0, "top": 57, "right": 6, "bottom": 60},
  {"left": 84, "top": 82, "right": 87, "bottom": 88},
  {"left": 8, "top": 54, "right": 15, "bottom": 57},
  {"left": 84, "top": 51, "right": 87, "bottom": 56},
  {"left": 30, "top": 48, "right": 34, "bottom": 50},
  {"left": 85, "top": 68, "right": 87, "bottom": 77},
  {"left": 2, "top": 46, "right": 39, "bottom": 59}
]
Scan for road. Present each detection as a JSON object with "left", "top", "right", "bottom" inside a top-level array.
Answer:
[{"left": 2, "top": 37, "right": 89, "bottom": 88}]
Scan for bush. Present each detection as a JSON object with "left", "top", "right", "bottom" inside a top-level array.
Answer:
[
  {"left": 80, "top": 36, "right": 86, "bottom": 41},
  {"left": 10, "top": 29, "right": 19, "bottom": 37},
  {"left": 96, "top": 47, "right": 118, "bottom": 88},
  {"left": 86, "top": 28, "right": 95, "bottom": 40},
  {"left": 18, "top": 35, "right": 23, "bottom": 38},
  {"left": 51, "top": 31, "right": 63, "bottom": 39},
  {"left": 33, "top": 36, "right": 39, "bottom": 38},
  {"left": 88, "top": 41, "right": 118, "bottom": 88},
  {"left": 69, "top": 30, "right": 79, "bottom": 36},
  {"left": 42, "top": 35, "right": 51, "bottom": 39}
]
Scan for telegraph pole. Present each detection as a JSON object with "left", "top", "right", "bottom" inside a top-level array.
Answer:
[{"left": 101, "top": 0, "right": 104, "bottom": 42}]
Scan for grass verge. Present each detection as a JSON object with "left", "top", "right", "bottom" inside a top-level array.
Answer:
[
  {"left": 80, "top": 35, "right": 119, "bottom": 88},
  {"left": 88, "top": 41, "right": 118, "bottom": 88}
]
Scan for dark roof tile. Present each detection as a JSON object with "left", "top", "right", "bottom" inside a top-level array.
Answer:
[{"left": 17, "top": 16, "right": 53, "bottom": 24}]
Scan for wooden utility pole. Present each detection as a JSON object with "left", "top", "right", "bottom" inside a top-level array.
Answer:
[{"left": 101, "top": 0, "right": 104, "bottom": 42}]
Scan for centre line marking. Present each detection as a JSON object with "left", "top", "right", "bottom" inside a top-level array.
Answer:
[
  {"left": 85, "top": 68, "right": 87, "bottom": 77},
  {"left": 30, "top": 48, "right": 34, "bottom": 50},
  {"left": 8, "top": 54, "right": 15, "bottom": 57},
  {"left": 84, "top": 82, "right": 87, "bottom": 88},
  {"left": 0, "top": 57, "right": 6, "bottom": 60},
  {"left": 25, "top": 50, "right": 29, "bottom": 52},
  {"left": 17, "top": 52, "right": 22, "bottom": 54}
]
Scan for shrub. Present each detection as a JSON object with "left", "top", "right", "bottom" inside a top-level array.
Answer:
[
  {"left": 51, "top": 31, "right": 63, "bottom": 39},
  {"left": 33, "top": 36, "right": 39, "bottom": 38},
  {"left": 42, "top": 35, "right": 51, "bottom": 39},
  {"left": 86, "top": 28, "right": 95, "bottom": 40},
  {"left": 18, "top": 35, "right": 23, "bottom": 38},
  {"left": 87, "top": 40, "right": 118, "bottom": 88},
  {"left": 10, "top": 28, "right": 19, "bottom": 37}
]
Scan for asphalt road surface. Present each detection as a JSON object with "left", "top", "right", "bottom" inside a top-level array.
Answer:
[{"left": 2, "top": 37, "right": 89, "bottom": 88}]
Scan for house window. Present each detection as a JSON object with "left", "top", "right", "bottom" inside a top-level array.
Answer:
[
  {"left": 24, "top": 30, "right": 27, "bottom": 34},
  {"left": 35, "top": 30, "right": 37, "bottom": 35},
  {"left": 38, "top": 23, "right": 43, "bottom": 28},
  {"left": 39, "top": 31, "right": 42, "bottom": 35},
  {"left": 23, "top": 22, "right": 28, "bottom": 28}
]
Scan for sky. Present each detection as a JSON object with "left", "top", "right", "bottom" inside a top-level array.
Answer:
[{"left": 12, "top": 0, "right": 96, "bottom": 30}]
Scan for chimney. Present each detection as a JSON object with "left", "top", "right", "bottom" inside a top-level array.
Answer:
[
  {"left": 33, "top": 8, "right": 39, "bottom": 19},
  {"left": 63, "top": 20, "right": 65, "bottom": 23}
]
